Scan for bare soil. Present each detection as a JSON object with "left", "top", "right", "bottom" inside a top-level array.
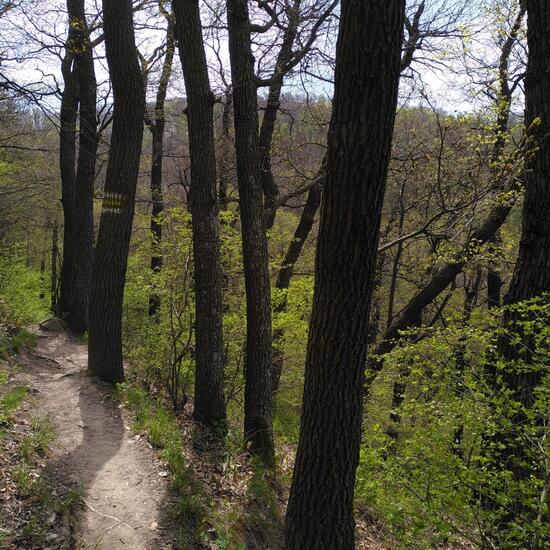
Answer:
[{"left": 15, "top": 331, "right": 172, "bottom": 549}]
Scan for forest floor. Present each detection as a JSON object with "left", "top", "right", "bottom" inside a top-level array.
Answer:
[
  {"left": 1, "top": 330, "right": 172, "bottom": 549},
  {"left": 0, "top": 328, "right": 389, "bottom": 550}
]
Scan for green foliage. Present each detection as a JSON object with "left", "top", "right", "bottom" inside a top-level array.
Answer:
[
  {"left": 359, "top": 297, "right": 550, "bottom": 549},
  {"left": 0, "top": 371, "right": 78, "bottom": 547},
  {"left": 19, "top": 416, "right": 54, "bottom": 461},
  {"left": 11, "top": 330, "right": 37, "bottom": 354},
  {"left": 0, "top": 246, "right": 48, "bottom": 331},
  {"left": 0, "top": 385, "right": 28, "bottom": 428},
  {"left": 118, "top": 383, "right": 210, "bottom": 547},
  {"left": 122, "top": 206, "right": 314, "bottom": 438}
]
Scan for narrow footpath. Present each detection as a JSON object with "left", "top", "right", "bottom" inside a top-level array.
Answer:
[{"left": 16, "top": 330, "right": 172, "bottom": 549}]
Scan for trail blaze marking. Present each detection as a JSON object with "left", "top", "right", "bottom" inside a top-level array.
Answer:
[{"left": 102, "top": 192, "right": 125, "bottom": 213}]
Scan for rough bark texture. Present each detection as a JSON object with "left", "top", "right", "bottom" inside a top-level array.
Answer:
[
  {"left": 87, "top": 0, "right": 145, "bottom": 383},
  {"left": 58, "top": 50, "right": 78, "bottom": 319},
  {"left": 493, "top": 0, "right": 550, "bottom": 482},
  {"left": 227, "top": 0, "right": 275, "bottom": 465},
  {"left": 487, "top": 233, "right": 502, "bottom": 308},
  {"left": 148, "top": 19, "right": 174, "bottom": 318},
  {"left": 284, "top": 1, "right": 404, "bottom": 547},
  {"left": 502, "top": 1, "right": 550, "bottom": 313},
  {"left": 51, "top": 218, "right": 59, "bottom": 312},
  {"left": 174, "top": 0, "right": 227, "bottom": 431},
  {"left": 58, "top": 0, "right": 97, "bottom": 334}
]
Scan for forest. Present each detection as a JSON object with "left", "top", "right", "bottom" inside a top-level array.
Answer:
[{"left": 0, "top": 0, "right": 548, "bottom": 548}]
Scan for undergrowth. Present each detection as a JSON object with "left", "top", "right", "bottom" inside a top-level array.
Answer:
[
  {"left": 117, "top": 383, "right": 282, "bottom": 549},
  {"left": 118, "top": 383, "right": 212, "bottom": 548},
  {"left": 0, "top": 370, "right": 79, "bottom": 548}
]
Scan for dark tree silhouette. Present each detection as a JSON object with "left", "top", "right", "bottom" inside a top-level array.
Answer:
[
  {"left": 285, "top": 0, "right": 405, "bottom": 547},
  {"left": 173, "top": 0, "right": 227, "bottom": 432},
  {"left": 87, "top": 0, "right": 145, "bottom": 383},
  {"left": 490, "top": 0, "right": 550, "bottom": 538},
  {"left": 58, "top": 0, "right": 97, "bottom": 333},
  {"left": 146, "top": 13, "right": 174, "bottom": 319},
  {"left": 226, "top": 0, "right": 275, "bottom": 464}
]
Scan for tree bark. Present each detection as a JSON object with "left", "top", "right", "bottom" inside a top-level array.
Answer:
[
  {"left": 58, "top": 0, "right": 98, "bottom": 334},
  {"left": 487, "top": 232, "right": 502, "bottom": 308},
  {"left": 148, "top": 18, "right": 174, "bottom": 318},
  {"left": 50, "top": 218, "right": 59, "bottom": 312},
  {"left": 284, "top": 1, "right": 404, "bottom": 547},
  {"left": 174, "top": 0, "right": 227, "bottom": 432},
  {"left": 490, "top": 3, "right": 550, "bottom": 534},
  {"left": 227, "top": 0, "right": 275, "bottom": 465},
  {"left": 87, "top": 0, "right": 145, "bottom": 383},
  {"left": 58, "top": 29, "right": 79, "bottom": 321}
]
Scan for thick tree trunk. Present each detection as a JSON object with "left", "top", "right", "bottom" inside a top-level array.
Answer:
[
  {"left": 148, "top": 20, "right": 174, "bottom": 318},
  {"left": 284, "top": 1, "right": 404, "bottom": 547},
  {"left": 58, "top": 46, "right": 78, "bottom": 320},
  {"left": 58, "top": 0, "right": 97, "bottom": 334},
  {"left": 87, "top": 0, "right": 145, "bottom": 383},
  {"left": 174, "top": 0, "right": 227, "bottom": 432},
  {"left": 490, "top": 2, "right": 550, "bottom": 535},
  {"left": 227, "top": 0, "right": 275, "bottom": 465}
]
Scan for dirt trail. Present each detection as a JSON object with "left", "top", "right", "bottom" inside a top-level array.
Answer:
[{"left": 17, "top": 331, "right": 172, "bottom": 549}]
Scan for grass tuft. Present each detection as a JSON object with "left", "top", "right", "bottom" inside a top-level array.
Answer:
[{"left": 118, "top": 383, "right": 211, "bottom": 548}]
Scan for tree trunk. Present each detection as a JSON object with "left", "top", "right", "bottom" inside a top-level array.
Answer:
[
  {"left": 490, "top": 2, "right": 550, "bottom": 535},
  {"left": 58, "top": 0, "right": 97, "bottom": 334},
  {"left": 148, "top": 19, "right": 174, "bottom": 318},
  {"left": 87, "top": 0, "right": 145, "bottom": 383},
  {"left": 227, "top": 0, "right": 275, "bottom": 465},
  {"left": 272, "top": 168, "right": 323, "bottom": 393},
  {"left": 487, "top": 233, "right": 502, "bottom": 308},
  {"left": 284, "top": 1, "right": 404, "bottom": 547},
  {"left": 58, "top": 41, "right": 78, "bottom": 320},
  {"left": 218, "top": 88, "right": 232, "bottom": 211},
  {"left": 174, "top": 0, "right": 226, "bottom": 432},
  {"left": 259, "top": 0, "right": 301, "bottom": 229},
  {"left": 50, "top": 218, "right": 59, "bottom": 313}
]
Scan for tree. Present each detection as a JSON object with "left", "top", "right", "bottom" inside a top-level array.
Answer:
[
  {"left": 284, "top": 0, "right": 405, "bottom": 547},
  {"left": 226, "top": 0, "right": 275, "bottom": 464},
  {"left": 87, "top": 0, "right": 145, "bottom": 383},
  {"left": 365, "top": 1, "right": 527, "bottom": 393},
  {"left": 144, "top": 9, "right": 174, "bottom": 319},
  {"left": 173, "top": 0, "right": 226, "bottom": 432},
  {"left": 58, "top": 0, "right": 98, "bottom": 334},
  {"left": 489, "top": 0, "right": 550, "bottom": 538}
]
